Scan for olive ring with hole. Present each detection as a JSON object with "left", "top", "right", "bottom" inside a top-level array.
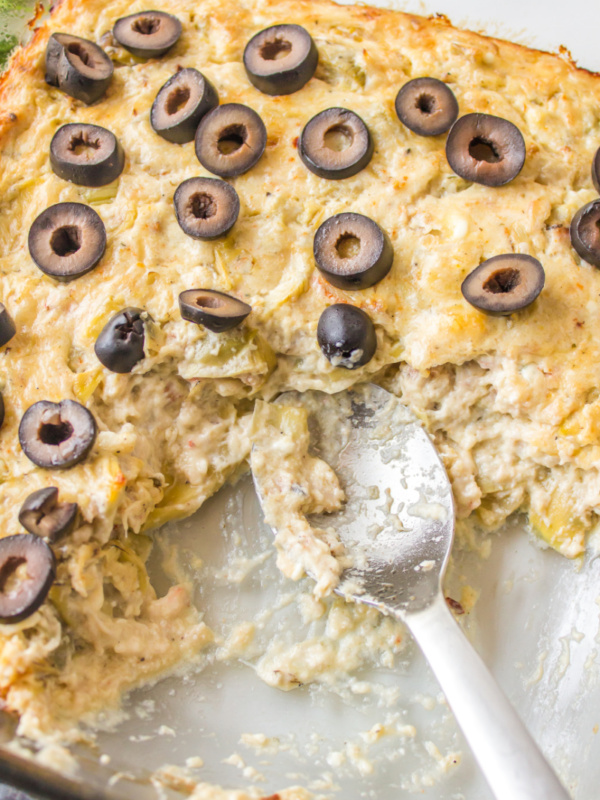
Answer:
[
  {"left": 317, "top": 304, "right": 377, "bottom": 369},
  {"left": 174, "top": 178, "right": 240, "bottom": 240},
  {"left": 179, "top": 289, "right": 251, "bottom": 332},
  {"left": 395, "top": 77, "right": 459, "bottom": 137},
  {"left": 243, "top": 23, "right": 318, "bottom": 96},
  {"left": 45, "top": 33, "right": 113, "bottom": 105},
  {"left": 461, "top": 254, "right": 545, "bottom": 316},
  {"left": 28, "top": 202, "right": 106, "bottom": 282},
  {"left": 445, "top": 112, "right": 526, "bottom": 187},
  {"left": 0, "top": 534, "right": 56, "bottom": 624},
  {"left": 113, "top": 11, "right": 182, "bottom": 59},
  {"left": 151, "top": 68, "right": 219, "bottom": 144},
  {"left": 19, "top": 488, "right": 79, "bottom": 543},
  {"left": 592, "top": 146, "right": 600, "bottom": 195},
  {"left": 314, "top": 213, "right": 393, "bottom": 290},
  {"left": 19, "top": 400, "right": 97, "bottom": 469},
  {"left": 195, "top": 104, "right": 267, "bottom": 178},
  {"left": 299, "top": 107, "right": 373, "bottom": 180},
  {"left": 0, "top": 302, "right": 15, "bottom": 349},
  {"left": 50, "top": 123, "right": 124, "bottom": 187},
  {"left": 570, "top": 200, "right": 600, "bottom": 268}
]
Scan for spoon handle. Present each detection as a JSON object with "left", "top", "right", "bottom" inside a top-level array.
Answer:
[{"left": 405, "top": 593, "right": 570, "bottom": 800}]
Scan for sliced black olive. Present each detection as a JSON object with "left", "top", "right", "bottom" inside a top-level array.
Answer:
[
  {"left": 151, "top": 68, "right": 218, "bottom": 144},
  {"left": 592, "top": 146, "right": 600, "bottom": 195},
  {"left": 174, "top": 178, "right": 239, "bottom": 240},
  {"left": 28, "top": 202, "right": 106, "bottom": 282},
  {"left": 18, "top": 488, "right": 78, "bottom": 543},
  {"left": 317, "top": 304, "right": 377, "bottom": 369},
  {"left": 243, "top": 24, "right": 318, "bottom": 96},
  {"left": 113, "top": 11, "right": 182, "bottom": 59},
  {"left": 19, "top": 400, "right": 97, "bottom": 470},
  {"left": 179, "top": 289, "right": 251, "bottom": 332},
  {"left": 94, "top": 307, "right": 146, "bottom": 373},
  {"left": 314, "top": 213, "right": 393, "bottom": 290},
  {"left": 50, "top": 123, "right": 124, "bottom": 187},
  {"left": 395, "top": 77, "right": 458, "bottom": 137},
  {"left": 299, "top": 108, "right": 373, "bottom": 180},
  {"left": 461, "top": 254, "right": 545, "bottom": 316},
  {"left": 446, "top": 113, "right": 526, "bottom": 187},
  {"left": 0, "top": 534, "right": 56, "bottom": 624},
  {"left": 195, "top": 104, "right": 267, "bottom": 178},
  {"left": 570, "top": 200, "right": 600, "bottom": 268},
  {"left": 0, "top": 302, "right": 15, "bottom": 348},
  {"left": 45, "top": 33, "right": 113, "bottom": 105}
]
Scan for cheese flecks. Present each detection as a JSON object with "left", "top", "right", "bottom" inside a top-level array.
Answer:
[{"left": 0, "top": 0, "right": 599, "bottom": 744}]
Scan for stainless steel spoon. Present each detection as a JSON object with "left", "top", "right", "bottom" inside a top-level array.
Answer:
[{"left": 252, "top": 383, "right": 570, "bottom": 800}]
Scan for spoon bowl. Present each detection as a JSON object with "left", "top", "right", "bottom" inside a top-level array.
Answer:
[
  {"left": 300, "top": 383, "right": 454, "bottom": 614},
  {"left": 253, "top": 383, "right": 570, "bottom": 800}
]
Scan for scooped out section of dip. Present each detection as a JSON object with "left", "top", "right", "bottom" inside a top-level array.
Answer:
[{"left": 250, "top": 400, "right": 347, "bottom": 597}]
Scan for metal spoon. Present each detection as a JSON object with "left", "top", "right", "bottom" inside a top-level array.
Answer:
[{"left": 252, "top": 383, "right": 570, "bottom": 800}]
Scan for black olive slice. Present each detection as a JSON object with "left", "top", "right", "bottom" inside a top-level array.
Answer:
[
  {"left": 317, "top": 304, "right": 377, "bottom": 369},
  {"left": 113, "top": 11, "right": 182, "bottom": 59},
  {"left": 395, "top": 77, "right": 458, "bottom": 137},
  {"left": 179, "top": 289, "right": 251, "bottom": 332},
  {"left": 151, "top": 68, "right": 218, "bottom": 144},
  {"left": 174, "top": 178, "right": 240, "bottom": 240},
  {"left": 50, "top": 123, "right": 124, "bottom": 187},
  {"left": 28, "top": 202, "right": 106, "bottom": 282},
  {"left": 195, "top": 104, "right": 267, "bottom": 178},
  {"left": 19, "top": 488, "right": 78, "bottom": 543},
  {"left": 45, "top": 33, "right": 113, "bottom": 105},
  {"left": 0, "top": 302, "right": 15, "bottom": 348},
  {"left": 314, "top": 213, "right": 393, "bottom": 290},
  {"left": 243, "top": 24, "right": 318, "bottom": 96},
  {"left": 0, "top": 534, "right": 56, "bottom": 624},
  {"left": 592, "top": 147, "right": 600, "bottom": 195},
  {"left": 461, "top": 254, "right": 545, "bottom": 316},
  {"left": 446, "top": 113, "right": 526, "bottom": 187},
  {"left": 94, "top": 307, "right": 146, "bottom": 373},
  {"left": 19, "top": 400, "right": 97, "bottom": 470},
  {"left": 299, "top": 108, "right": 373, "bottom": 180},
  {"left": 570, "top": 200, "right": 600, "bottom": 268}
]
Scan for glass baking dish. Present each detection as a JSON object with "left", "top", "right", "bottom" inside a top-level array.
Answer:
[{"left": 1, "top": 2, "right": 600, "bottom": 799}]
